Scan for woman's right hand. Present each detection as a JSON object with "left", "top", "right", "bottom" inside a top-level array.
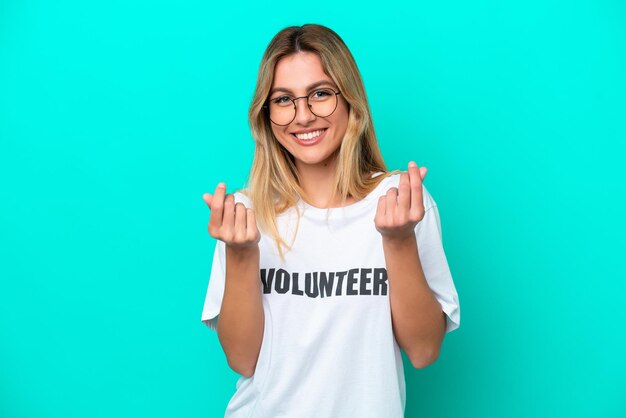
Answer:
[{"left": 202, "top": 183, "right": 261, "bottom": 249}]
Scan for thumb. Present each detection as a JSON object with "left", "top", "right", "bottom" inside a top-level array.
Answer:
[{"left": 202, "top": 193, "right": 213, "bottom": 208}]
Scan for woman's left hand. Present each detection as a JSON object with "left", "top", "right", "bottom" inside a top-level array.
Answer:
[{"left": 375, "top": 161, "right": 428, "bottom": 242}]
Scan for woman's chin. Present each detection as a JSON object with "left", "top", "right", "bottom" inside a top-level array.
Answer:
[{"left": 293, "top": 150, "right": 340, "bottom": 169}]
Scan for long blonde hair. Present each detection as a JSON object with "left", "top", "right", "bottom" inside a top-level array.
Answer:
[{"left": 245, "top": 24, "right": 396, "bottom": 259}]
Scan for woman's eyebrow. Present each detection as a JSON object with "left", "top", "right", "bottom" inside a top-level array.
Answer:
[{"left": 269, "top": 80, "right": 336, "bottom": 96}]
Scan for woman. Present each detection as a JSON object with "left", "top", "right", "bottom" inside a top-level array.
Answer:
[{"left": 201, "top": 24, "right": 460, "bottom": 418}]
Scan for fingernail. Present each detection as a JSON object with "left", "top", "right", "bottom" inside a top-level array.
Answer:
[
  {"left": 218, "top": 182, "right": 226, "bottom": 189},
  {"left": 409, "top": 161, "right": 417, "bottom": 167}
]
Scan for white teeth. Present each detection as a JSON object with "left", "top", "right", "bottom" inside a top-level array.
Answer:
[{"left": 294, "top": 129, "right": 325, "bottom": 140}]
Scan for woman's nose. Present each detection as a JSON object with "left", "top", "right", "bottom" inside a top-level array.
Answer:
[{"left": 293, "top": 97, "right": 316, "bottom": 124}]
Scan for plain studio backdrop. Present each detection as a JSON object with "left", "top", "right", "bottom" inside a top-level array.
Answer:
[{"left": 1, "top": 1, "right": 624, "bottom": 417}]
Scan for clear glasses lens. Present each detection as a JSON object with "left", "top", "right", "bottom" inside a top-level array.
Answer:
[{"left": 268, "top": 89, "right": 338, "bottom": 126}]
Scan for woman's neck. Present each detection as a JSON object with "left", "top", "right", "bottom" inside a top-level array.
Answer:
[{"left": 295, "top": 157, "right": 355, "bottom": 209}]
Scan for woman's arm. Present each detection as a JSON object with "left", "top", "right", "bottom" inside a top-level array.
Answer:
[
  {"left": 218, "top": 245, "right": 264, "bottom": 377},
  {"left": 375, "top": 162, "right": 446, "bottom": 368},
  {"left": 383, "top": 235, "right": 446, "bottom": 368},
  {"left": 204, "top": 184, "right": 264, "bottom": 377}
]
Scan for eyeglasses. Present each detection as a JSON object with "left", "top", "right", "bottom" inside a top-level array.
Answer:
[{"left": 262, "top": 88, "right": 342, "bottom": 126}]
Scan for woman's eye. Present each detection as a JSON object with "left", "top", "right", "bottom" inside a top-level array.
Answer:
[
  {"left": 311, "top": 89, "right": 332, "bottom": 100},
  {"left": 272, "top": 96, "right": 291, "bottom": 105}
]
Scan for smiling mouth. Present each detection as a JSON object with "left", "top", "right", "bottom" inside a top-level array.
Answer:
[{"left": 291, "top": 128, "right": 328, "bottom": 141}]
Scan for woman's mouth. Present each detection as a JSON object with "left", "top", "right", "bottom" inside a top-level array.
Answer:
[{"left": 291, "top": 128, "right": 328, "bottom": 146}]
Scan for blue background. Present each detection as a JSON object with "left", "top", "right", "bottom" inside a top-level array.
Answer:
[{"left": 1, "top": 0, "right": 625, "bottom": 417}]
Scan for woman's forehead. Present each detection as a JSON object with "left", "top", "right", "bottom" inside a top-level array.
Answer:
[{"left": 271, "top": 52, "right": 334, "bottom": 92}]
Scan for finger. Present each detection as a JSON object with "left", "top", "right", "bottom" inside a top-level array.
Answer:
[
  {"left": 222, "top": 194, "right": 236, "bottom": 238},
  {"left": 386, "top": 187, "right": 398, "bottom": 224},
  {"left": 375, "top": 195, "right": 386, "bottom": 225},
  {"left": 203, "top": 193, "right": 213, "bottom": 208},
  {"left": 420, "top": 166, "right": 428, "bottom": 181},
  {"left": 398, "top": 171, "right": 411, "bottom": 213},
  {"left": 209, "top": 183, "right": 226, "bottom": 228},
  {"left": 234, "top": 202, "right": 247, "bottom": 241},
  {"left": 408, "top": 162, "right": 424, "bottom": 218},
  {"left": 246, "top": 208, "right": 259, "bottom": 241}
]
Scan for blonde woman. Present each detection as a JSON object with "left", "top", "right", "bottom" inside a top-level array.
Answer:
[{"left": 201, "top": 24, "right": 460, "bottom": 418}]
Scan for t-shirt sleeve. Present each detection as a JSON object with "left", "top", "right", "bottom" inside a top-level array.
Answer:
[
  {"left": 201, "top": 238, "right": 226, "bottom": 332},
  {"left": 414, "top": 186, "right": 461, "bottom": 333}
]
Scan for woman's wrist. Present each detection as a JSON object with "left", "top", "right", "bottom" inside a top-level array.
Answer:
[
  {"left": 225, "top": 243, "right": 260, "bottom": 260},
  {"left": 381, "top": 232, "right": 417, "bottom": 249}
]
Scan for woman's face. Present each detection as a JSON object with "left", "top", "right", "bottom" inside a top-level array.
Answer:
[{"left": 268, "top": 51, "right": 349, "bottom": 170}]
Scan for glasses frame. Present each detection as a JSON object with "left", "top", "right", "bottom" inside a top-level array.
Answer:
[{"left": 262, "top": 89, "right": 342, "bottom": 126}]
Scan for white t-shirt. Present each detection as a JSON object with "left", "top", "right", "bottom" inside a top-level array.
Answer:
[{"left": 201, "top": 173, "right": 461, "bottom": 418}]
